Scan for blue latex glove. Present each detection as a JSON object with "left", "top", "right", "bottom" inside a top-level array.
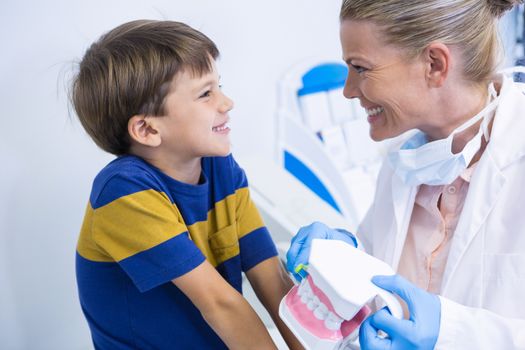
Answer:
[
  {"left": 286, "top": 221, "right": 357, "bottom": 281},
  {"left": 360, "top": 275, "right": 441, "bottom": 350}
]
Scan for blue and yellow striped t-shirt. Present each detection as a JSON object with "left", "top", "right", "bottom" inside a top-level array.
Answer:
[{"left": 76, "top": 154, "right": 277, "bottom": 349}]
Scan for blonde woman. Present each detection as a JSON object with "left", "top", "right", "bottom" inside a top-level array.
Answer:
[{"left": 286, "top": 0, "right": 525, "bottom": 349}]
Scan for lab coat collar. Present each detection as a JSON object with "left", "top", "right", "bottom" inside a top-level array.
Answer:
[
  {"left": 389, "top": 76, "right": 525, "bottom": 281},
  {"left": 484, "top": 76, "right": 525, "bottom": 169}
]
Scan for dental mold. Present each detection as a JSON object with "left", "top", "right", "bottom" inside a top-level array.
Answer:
[{"left": 280, "top": 239, "right": 403, "bottom": 349}]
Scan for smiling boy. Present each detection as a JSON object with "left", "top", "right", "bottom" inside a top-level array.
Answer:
[{"left": 72, "top": 20, "right": 301, "bottom": 350}]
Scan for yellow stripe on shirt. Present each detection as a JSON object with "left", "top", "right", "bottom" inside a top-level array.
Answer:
[
  {"left": 78, "top": 189, "right": 187, "bottom": 262},
  {"left": 78, "top": 187, "right": 265, "bottom": 266},
  {"left": 187, "top": 187, "right": 265, "bottom": 266}
]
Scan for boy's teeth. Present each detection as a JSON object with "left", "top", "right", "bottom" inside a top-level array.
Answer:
[{"left": 213, "top": 123, "right": 229, "bottom": 132}]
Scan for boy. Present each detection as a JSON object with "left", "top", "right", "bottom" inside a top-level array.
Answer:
[{"left": 72, "top": 20, "right": 302, "bottom": 349}]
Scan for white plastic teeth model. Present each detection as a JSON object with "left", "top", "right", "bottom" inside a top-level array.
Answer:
[
  {"left": 297, "top": 278, "right": 345, "bottom": 331},
  {"left": 306, "top": 239, "right": 403, "bottom": 323},
  {"left": 324, "top": 312, "right": 343, "bottom": 331},
  {"left": 279, "top": 239, "right": 403, "bottom": 350}
]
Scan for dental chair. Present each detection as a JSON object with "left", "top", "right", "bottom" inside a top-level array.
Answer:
[
  {"left": 244, "top": 57, "right": 390, "bottom": 251},
  {"left": 274, "top": 58, "right": 389, "bottom": 228},
  {"left": 240, "top": 59, "right": 390, "bottom": 347}
]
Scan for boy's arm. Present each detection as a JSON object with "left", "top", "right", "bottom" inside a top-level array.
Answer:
[
  {"left": 172, "top": 260, "right": 277, "bottom": 350},
  {"left": 246, "top": 256, "right": 305, "bottom": 350}
]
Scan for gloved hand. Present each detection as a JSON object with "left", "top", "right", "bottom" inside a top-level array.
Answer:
[
  {"left": 360, "top": 274, "right": 441, "bottom": 350},
  {"left": 286, "top": 221, "right": 357, "bottom": 281}
]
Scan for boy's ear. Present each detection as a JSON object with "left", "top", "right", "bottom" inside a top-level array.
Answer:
[
  {"left": 128, "top": 115, "right": 161, "bottom": 147},
  {"left": 423, "top": 42, "right": 451, "bottom": 88}
]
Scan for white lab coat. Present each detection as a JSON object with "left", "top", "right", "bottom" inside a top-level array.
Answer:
[{"left": 357, "top": 75, "right": 525, "bottom": 349}]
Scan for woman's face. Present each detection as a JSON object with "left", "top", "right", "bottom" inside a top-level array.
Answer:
[{"left": 340, "top": 19, "right": 430, "bottom": 141}]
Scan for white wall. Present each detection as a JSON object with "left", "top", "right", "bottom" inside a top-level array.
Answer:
[{"left": 0, "top": 1, "right": 342, "bottom": 349}]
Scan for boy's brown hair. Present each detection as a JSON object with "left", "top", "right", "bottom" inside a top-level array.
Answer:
[{"left": 71, "top": 20, "right": 219, "bottom": 155}]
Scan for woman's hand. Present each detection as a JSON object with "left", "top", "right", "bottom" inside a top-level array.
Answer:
[
  {"left": 286, "top": 221, "right": 357, "bottom": 281},
  {"left": 360, "top": 275, "right": 441, "bottom": 350}
]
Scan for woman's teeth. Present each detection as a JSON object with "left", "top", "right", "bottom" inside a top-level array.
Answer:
[{"left": 366, "top": 107, "right": 384, "bottom": 116}]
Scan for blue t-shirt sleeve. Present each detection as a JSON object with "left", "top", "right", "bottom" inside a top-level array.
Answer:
[
  {"left": 239, "top": 227, "right": 278, "bottom": 272},
  {"left": 90, "top": 172, "right": 205, "bottom": 292}
]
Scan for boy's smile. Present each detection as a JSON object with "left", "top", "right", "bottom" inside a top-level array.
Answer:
[
  {"left": 156, "top": 60, "right": 234, "bottom": 161},
  {"left": 212, "top": 119, "right": 230, "bottom": 134}
]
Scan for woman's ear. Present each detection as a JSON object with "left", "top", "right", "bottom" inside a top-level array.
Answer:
[
  {"left": 423, "top": 42, "right": 451, "bottom": 88},
  {"left": 128, "top": 115, "right": 161, "bottom": 147}
]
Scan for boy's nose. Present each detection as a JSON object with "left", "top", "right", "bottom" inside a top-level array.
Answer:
[{"left": 220, "top": 92, "right": 234, "bottom": 113}]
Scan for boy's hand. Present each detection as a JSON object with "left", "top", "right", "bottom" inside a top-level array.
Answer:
[{"left": 286, "top": 221, "right": 357, "bottom": 281}]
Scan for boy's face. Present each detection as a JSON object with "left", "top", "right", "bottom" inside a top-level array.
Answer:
[{"left": 157, "top": 60, "right": 234, "bottom": 159}]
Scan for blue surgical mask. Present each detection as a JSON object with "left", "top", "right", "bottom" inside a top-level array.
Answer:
[{"left": 388, "top": 84, "right": 499, "bottom": 186}]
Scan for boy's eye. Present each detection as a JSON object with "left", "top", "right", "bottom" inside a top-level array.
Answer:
[
  {"left": 350, "top": 63, "right": 367, "bottom": 74},
  {"left": 199, "top": 90, "right": 211, "bottom": 98}
]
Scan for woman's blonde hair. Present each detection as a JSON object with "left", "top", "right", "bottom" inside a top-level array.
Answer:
[{"left": 340, "top": 0, "right": 523, "bottom": 84}]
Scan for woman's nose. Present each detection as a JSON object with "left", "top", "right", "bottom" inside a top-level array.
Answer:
[{"left": 342, "top": 71, "right": 361, "bottom": 99}]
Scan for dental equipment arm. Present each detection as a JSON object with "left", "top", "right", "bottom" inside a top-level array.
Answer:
[
  {"left": 246, "top": 256, "right": 305, "bottom": 350},
  {"left": 359, "top": 275, "right": 441, "bottom": 350},
  {"left": 286, "top": 222, "right": 358, "bottom": 281},
  {"left": 173, "top": 260, "right": 277, "bottom": 350}
]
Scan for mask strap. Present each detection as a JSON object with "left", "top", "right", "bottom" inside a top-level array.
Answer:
[
  {"left": 488, "top": 83, "right": 497, "bottom": 100},
  {"left": 454, "top": 93, "right": 499, "bottom": 135},
  {"left": 481, "top": 83, "right": 499, "bottom": 141}
]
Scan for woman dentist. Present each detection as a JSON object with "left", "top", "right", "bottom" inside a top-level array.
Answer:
[{"left": 286, "top": 0, "right": 525, "bottom": 349}]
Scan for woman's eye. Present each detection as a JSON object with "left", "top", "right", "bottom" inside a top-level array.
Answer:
[{"left": 351, "top": 64, "right": 367, "bottom": 74}]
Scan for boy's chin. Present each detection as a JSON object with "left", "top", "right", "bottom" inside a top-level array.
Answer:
[
  {"left": 217, "top": 150, "right": 232, "bottom": 157},
  {"left": 207, "top": 147, "right": 231, "bottom": 158}
]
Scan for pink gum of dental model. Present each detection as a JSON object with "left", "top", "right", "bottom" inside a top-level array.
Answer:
[{"left": 285, "top": 275, "right": 371, "bottom": 341}]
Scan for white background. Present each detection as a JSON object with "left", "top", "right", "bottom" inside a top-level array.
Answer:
[{"left": 0, "top": 1, "right": 519, "bottom": 349}]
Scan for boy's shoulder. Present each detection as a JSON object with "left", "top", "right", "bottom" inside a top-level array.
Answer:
[
  {"left": 90, "top": 155, "right": 165, "bottom": 209},
  {"left": 88, "top": 154, "right": 247, "bottom": 208}
]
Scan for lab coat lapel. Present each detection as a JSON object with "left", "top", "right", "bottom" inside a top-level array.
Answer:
[
  {"left": 441, "top": 76, "right": 525, "bottom": 293},
  {"left": 441, "top": 155, "right": 505, "bottom": 293},
  {"left": 389, "top": 172, "right": 417, "bottom": 270}
]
